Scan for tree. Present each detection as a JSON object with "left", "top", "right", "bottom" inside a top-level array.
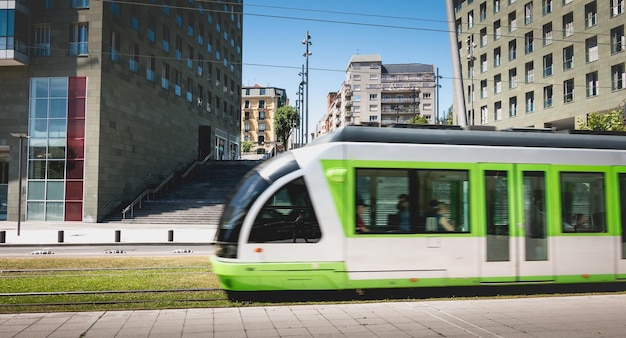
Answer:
[
  {"left": 440, "top": 105, "right": 455, "bottom": 125},
  {"left": 408, "top": 114, "right": 429, "bottom": 124},
  {"left": 576, "top": 108, "right": 626, "bottom": 132},
  {"left": 273, "top": 105, "right": 299, "bottom": 149},
  {"left": 241, "top": 141, "right": 253, "bottom": 153}
]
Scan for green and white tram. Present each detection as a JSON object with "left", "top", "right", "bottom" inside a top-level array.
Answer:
[{"left": 212, "top": 126, "right": 626, "bottom": 296}]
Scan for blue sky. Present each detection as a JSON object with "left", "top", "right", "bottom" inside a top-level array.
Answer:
[{"left": 241, "top": 0, "right": 454, "bottom": 133}]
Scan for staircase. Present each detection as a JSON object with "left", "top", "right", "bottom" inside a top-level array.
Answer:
[{"left": 105, "top": 160, "right": 260, "bottom": 225}]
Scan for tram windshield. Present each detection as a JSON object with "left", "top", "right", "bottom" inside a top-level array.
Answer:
[{"left": 215, "top": 153, "right": 300, "bottom": 244}]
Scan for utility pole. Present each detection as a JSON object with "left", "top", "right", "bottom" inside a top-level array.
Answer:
[
  {"left": 302, "top": 31, "right": 312, "bottom": 144},
  {"left": 436, "top": 67, "right": 442, "bottom": 124},
  {"left": 467, "top": 34, "right": 476, "bottom": 126}
]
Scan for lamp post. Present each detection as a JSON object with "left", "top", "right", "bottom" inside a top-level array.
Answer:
[
  {"left": 11, "top": 132, "right": 28, "bottom": 236},
  {"left": 302, "top": 31, "right": 312, "bottom": 144},
  {"left": 411, "top": 88, "right": 420, "bottom": 122},
  {"left": 436, "top": 67, "right": 442, "bottom": 124},
  {"left": 394, "top": 105, "right": 400, "bottom": 124}
]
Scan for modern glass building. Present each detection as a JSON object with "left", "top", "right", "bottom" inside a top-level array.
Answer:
[{"left": 0, "top": 0, "right": 243, "bottom": 222}]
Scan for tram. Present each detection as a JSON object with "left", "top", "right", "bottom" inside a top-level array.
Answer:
[{"left": 211, "top": 125, "right": 626, "bottom": 298}]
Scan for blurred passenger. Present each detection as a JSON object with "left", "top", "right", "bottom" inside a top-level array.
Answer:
[
  {"left": 356, "top": 199, "right": 370, "bottom": 233},
  {"left": 396, "top": 194, "right": 410, "bottom": 231}
]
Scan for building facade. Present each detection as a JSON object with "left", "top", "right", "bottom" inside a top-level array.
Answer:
[
  {"left": 241, "top": 85, "right": 288, "bottom": 155},
  {"left": 325, "top": 55, "right": 438, "bottom": 131},
  {"left": 0, "top": 0, "right": 243, "bottom": 222},
  {"left": 452, "top": 0, "right": 626, "bottom": 129}
]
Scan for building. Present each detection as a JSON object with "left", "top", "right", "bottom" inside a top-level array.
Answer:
[
  {"left": 241, "top": 85, "right": 288, "bottom": 155},
  {"left": 0, "top": 0, "right": 243, "bottom": 222},
  {"left": 325, "top": 55, "right": 438, "bottom": 131},
  {"left": 451, "top": 0, "right": 626, "bottom": 129}
]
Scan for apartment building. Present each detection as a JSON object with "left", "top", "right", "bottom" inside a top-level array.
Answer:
[
  {"left": 241, "top": 85, "right": 288, "bottom": 155},
  {"left": 0, "top": 0, "right": 243, "bottom": 222},
  {"left": 325, "top": 55, "right": 438, "bottom": 130},
  {"left": 452, "top": 0, "right": 626, "bottom": 129}
]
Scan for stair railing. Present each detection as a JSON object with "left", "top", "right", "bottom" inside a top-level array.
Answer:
[
  {"left": 181, "top": 151, "right": 214, "bottom": 180},
  {"left": 121, "top": 171, "right": 175, "bottom": 221}
]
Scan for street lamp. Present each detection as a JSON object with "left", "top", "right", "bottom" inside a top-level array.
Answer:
[
  {"left": 394, "top": 105, "right": 400, "bottom": 123},
  {"left": 411, "top": 88, "right": 420, "bottom": 122},
  {"left": 10, "top": 132, "right": 28, "bottom": 236},
  {"left": 302, "top": 31, "right": 312, "bottom": 144}
]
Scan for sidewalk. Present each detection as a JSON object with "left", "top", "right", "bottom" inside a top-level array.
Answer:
[{"left": 0, "top": 221, "right": 216, "bottom": 246}]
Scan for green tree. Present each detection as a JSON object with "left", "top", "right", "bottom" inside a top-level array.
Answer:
[
  {"left": 273, "top": 105, "right": 299, "bottom": 148},
  {"left": 576, "top": 108, "right": 626, "bottom": 132},
  {"left": 408, "top": 114, "right": 429, "bottom": 124},
  {"left": 241, "top": 140, "right": 253, "bottom": 153},
  {"left": 440, "top": 105, "right": 455, "bottom": 125}
]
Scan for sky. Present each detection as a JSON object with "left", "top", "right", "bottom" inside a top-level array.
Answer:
[{"left": 241, "top": 0, "right": 455, "bottom": 134}]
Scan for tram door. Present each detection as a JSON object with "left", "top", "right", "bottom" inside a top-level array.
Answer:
[{"left": 480, "top": 164, "right": 554, "bottom": 282}]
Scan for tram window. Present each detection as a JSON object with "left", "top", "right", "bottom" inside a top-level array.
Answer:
[
  {"left": 248, "top": 177, "right": 321, "bottom": 243},
  {"left": 485, "top": 170, "right": 510, "bottom": 262},
  {"left": 355, "top": 168, "right": 469, "bottom": 234},
  {"left": 619, "top": 174, "right": 626, "bottom": 259},
  {"left": 560, "top": 172, "right": 606, "bottom": 233}
]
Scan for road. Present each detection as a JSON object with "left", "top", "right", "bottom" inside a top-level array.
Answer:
[{"left": 1, "top": 244, "right": 215, "bottom": 257}]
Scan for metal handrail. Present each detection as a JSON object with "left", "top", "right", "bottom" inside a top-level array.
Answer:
[
  {"left": 181, "top": 151, "right": 213, "bottom": 179},
  {"left": 121, "top": 171, "right": 174, "bottom": 221}
]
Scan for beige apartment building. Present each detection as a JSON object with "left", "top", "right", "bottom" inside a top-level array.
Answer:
[
  {"left": 323, "top": 55, "right": 439, "bottom": 132},
  {"left": 0, "top": 0, "right": 242, "bottom": 222},
  {"left": 451, "top": 0, "right": 626, "bottom": 129},
  {"left": 241, "top": 85, "right": 288, "bottom": 155}
]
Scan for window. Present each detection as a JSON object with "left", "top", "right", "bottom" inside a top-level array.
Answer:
[
  {"left": 34, "top": 25, "right": 51, "bottom": 57},
  {"left": 480, "top": 2, "right": 487, "bottom": 20},
  {"left": 522, "top": 32, "right": 534, "bottom": 56},
  {"left": 543, "top": 0, "right": 553, "bottom": 14},
  {"left": 543, "top": 53, "right": 553, "bottom": 77},
  {"left": 611, "top": 0, "right": 624, "bottom": 17},
  {"left": 369, "top": 115, "right": 378, "bottom": 121},
  {"left": 494, "top": 0, "right": 501, "bottom": 13},
  {"left": 509, "top": 96, "right": 518, "bottom": 116},
  {"left": 130, "top": 5, "right": 139, "bottom": 31},
  {"left": 480, "top": 28, "right": 488, "bottom": 46},
  {"left": 109, "top": 31, "right": 120, "bottom": 62},
  {"left": 543, "top": 85, "right": 553, "bottom": 108},
  {"left": 258, "top": 100, "right": 265, "bottom": 108},
  {"left": 71, "top": 0, "right": 89, "bottom": 8},
  {"left": 508, "top": 39, "right": 517, "bottom": 60},
  {"left": 353, "top": 74, "right": 361, "bottom": 81},
  {"left": 524, "top": 1, "right": 533, "bottom": 24},
  {"left": 509, "top": 68, "right": 518, "bottom": 89},
  {"left": 174, "top": 70, "right": 182, "bottom": 96},
  {"left": 585, "top": 1, "right": 597, "bottom": 28},
  {"left": 494, "top": 20, "right": 501, "bottom": 40},
  {"left": 148, "top": 14, "right": 156, "bottom": 43},
  {"left": 162, "top": 25, "right": 170, "bottom": 53},
  {"left": 69, "top": 23, "right": 88, "bottom": 56},
  {"left": 481, "top": 80, "right": 488, "bottom": 98},
  {"left": 248, "top": 177, "right": 321, "bottom": 243},
  {"left": 147, "top": 55, "right": 155, "bottom": 82},
  {"left": 480, "top": 54, "right": 488, "bottom": 72},
  {"left": 494, "top": 47, "right": 502, "bottom": 67},
  {"left": 543, "top": 22, "right": 553, "bottom": 45},
  {"left": 564, "top": 78, "right": 574, "bottom": 102},
  {"left": 494, "top": 101, "right": 502, "bottom": 120},
  {"left": 259, "top": 111, "right": 265, "bottom": 120},
  {"left": 485, "top": 170, "right": 510, "bottom": 261},
  {"left": 612, "top": 63, "right": 625, "bottom": 90},
  {"left": 468, "top": 10, "right": 474, "bottom": 29},
  {"left": 525, "top": 91, "right": 535, "bottom": 112},
  {"left": 244, "top": 101, "right": 250, "bottom": 109},
  {"left": 355, "top": 168, "right": 470, "bottom": 234},
  {"left": 258, "top": 123, "right": 265, "bottom": 132},
  {"left": 586, "top": 71, "right": 599, "bottom": 96},
  {"left": 611, "top": 25, "right": 625, "bottom": 54},
  {"left": 129, "top": 43, "right": 139, "bottom": 73},
  {"left": 161, "top": 63, "right": 169, "bottom": 89},
  {"left": 563, "top": 12, "right": 574, "bottom": 37},
  {"left": 525, "top": 61, "right": 534, "bottom": 83},
  {"left": 563, "top": 45, "right": 574, "bottom": 70},
  {"left": 508, "top": 11, "right": 517, "bottom": 32},
  {"left": 583, "top": 36, "right": 598, "bottom": 63},
  {"left": 244, "top": 122, "right": 249, "bottom": 132},
  {"left": 480, "top": 105, "right": 488, "bottom": 124},
  {"left": 257, "top": 135, "right": 264, "bottom": 145},
  {"left": 175, "top": 35, "right": 182, "bottom": 60},
  {"left": 186, "top": 77, "right": 193, "bottom": 102},
  {"left": 560, "top": 172, "right": 606, "bottom": 233},
  {"left": 369, "top": 93, "right": 378, "bottom": 100},
  {"left": 494, "top": 74, "right": 502, "bottom": 93},
  {"left": 110, "top": 2, "right": 120, "bottom": 17}
]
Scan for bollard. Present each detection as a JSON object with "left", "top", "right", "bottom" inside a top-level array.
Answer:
[
  {"left": 168, "top": 230, "right": 174, "bottom": 242},
  {"left": 58, "top": 230, "right": 64, "bottom": 243},
  {"left": 0, "top": 231, "right": 5, "bottom": 243},
  {"left": 115, "top": 230, "right": 121, "bottom": 242}
]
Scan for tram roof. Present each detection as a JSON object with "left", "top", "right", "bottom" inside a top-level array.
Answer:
[{"left": 311, "top": 125, "right": 626, "bottom": 150}]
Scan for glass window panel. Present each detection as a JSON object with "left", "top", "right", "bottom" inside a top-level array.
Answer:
[
  {"left": 48, "top": 138, "right": 65, "bottom": 147},
  {"left": 27, "top": 201, "right": 45, "bottom": 220},
  {"left": 67, "top": 139, "right": 84, "bottom": 159},
  {"left": 29, "top": 145, "right": 48, "bottom": 160},
  {"left": 28, "top": 160, "right": 46, "bottom": 179},
  {"left": 66, "top": 160, "right": 84, "bottom": 179},
  {"left": 30, "top": 78, "right": 49, "bottom": 98},
  {"left": 485, "top": 170, "right": 510, "bottom": 262},
  {"left": 30, "top": 98, "right": 49, "bottom": 118},
  {"left": 67, "top": 118, "right": 85, "bottom": 139},
  {"left": 47, "top": 161, "right": 65, "bottom": 179},
  {"left": 29, "top": 119, "right": 48, "bottom": 138},
  {"left": 49, "top": 98, "right": 67, "bottom": 118},
  {"left": 68, "top": 97, "right": 85, "bottom": 118},
  {"left": 48, "top": 146, "right": 65, "bottom": 159},
  {"left": 46, "top": 181, "right": 64, "bottom": 200},
  {"left": 65, "top": 181, "right": 83, "bottom": 200},
  {"left": 45, "top": 202, "right": 64, "bottom": 221},
  {"left": 524, "top": 171, "right": 547, "bottom": 261},
  {"left": 561, "top": 172, "right": 606, "bottom": 233},
  {"left": 49, "top": 78, "right": 68, "bottom": 98},
  {"left": 65, "top": 201, "right": 83, "bottom": 221},
  {"left": 27, "top": 181, "right": 46, "bottom": 200},
  {"left": 68, "top": 77, "right": 86, "bottom": 97},
  {"left": 48, "top": 119, "right": 67, "bottom": 138}
]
